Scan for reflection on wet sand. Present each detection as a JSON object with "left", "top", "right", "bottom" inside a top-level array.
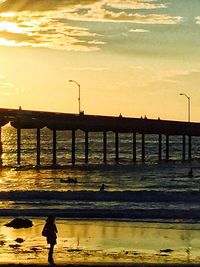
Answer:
[{"left": 1, "top": 218, "right": 200, "bottom": 264}]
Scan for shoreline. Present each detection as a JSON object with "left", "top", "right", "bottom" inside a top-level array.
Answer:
[
  {"left": 1, "top": 218, "right": 200, "bottom": 265},
  {"left": 0, "top": 208, "right": 200, "bottom": 223}
]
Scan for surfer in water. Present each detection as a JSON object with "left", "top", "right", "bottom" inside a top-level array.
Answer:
[
  {"left": 188, "top": 168, "right": 193, "bottom": 178},
  {"left": 100, "top": 183, "right": 105, "bottom": 192}
]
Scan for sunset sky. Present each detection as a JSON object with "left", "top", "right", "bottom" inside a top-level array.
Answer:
[{"left": 0, "top": 0, "right": 200, "bottom": 121}]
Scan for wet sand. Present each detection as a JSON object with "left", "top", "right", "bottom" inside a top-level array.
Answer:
[
  {"left": 0, "top": 264, "right": 200, "bottom": 267},
  {"left": 1, "top": 218, "right": 200, "bottom": 265}
]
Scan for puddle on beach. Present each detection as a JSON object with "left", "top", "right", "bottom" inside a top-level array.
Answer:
[{"left": 1, "top": 218, "right": 200, "bottom": 264}]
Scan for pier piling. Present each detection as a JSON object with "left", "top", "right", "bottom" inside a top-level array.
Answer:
[
  {"left": 142, "top": 133, "right": 145, "bottom": 162},
  {"left": 53, "top": 129, "right": 57, "bottom": 165},
  {"left": 17, "top": 128, "right": 21, "bottom": 166},
  {"left": 85, "top": 131, "right": 89, "bottom": 163},
  {"left": 0, "top": 127, "right": 2, "bottom": 166},
  {"left": 165, "top": 135, "right": 169, "bottom": 160},
  {"left": 36, "top": 128, "right": 41, "bottom": 166},
  {"left": 182, "top": 135, "right": 186, "bottom": 161},
  {"left": 188, "top": 135, "right": 192, "bottom": 160},
  {"left": 103, "top": 131, "right": 107, "bottom": 163},
  {"left": 72, "top": 130, "right": 76, "bottom": 164},
  {"left": 115, "top": 132, "right": 119, "bottom": 163},
  {"left": 133, "top": 133, "right": 136, "bottom": 162},
  {"left": 158, "top": 134, "right": 162, "bottom": 161}
]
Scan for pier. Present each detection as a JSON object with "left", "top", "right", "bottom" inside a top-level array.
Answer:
[{"left": 0, "top": 108, "right": 200, "bottom": 166}]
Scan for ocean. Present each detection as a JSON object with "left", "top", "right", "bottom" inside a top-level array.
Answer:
[{"left": 1, "top": 125, "right": 200, "bottom": 222}]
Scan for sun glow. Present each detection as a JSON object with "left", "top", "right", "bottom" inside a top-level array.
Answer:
[
  {"left": 0, "top": 21, "right": 26, "bottom": 33},
  {"left": 0, "top": 12, "right": 16, "bottom": 18},
  {"left": 0, "top": 37, "right": 19, "bottom": 46}
]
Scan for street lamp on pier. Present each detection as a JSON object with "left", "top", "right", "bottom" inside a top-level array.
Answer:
[
  {"left": 180, "top": 93, "right": 190, "bottom": 122},
  {"left": 69, "top": 80, "right": 81, "bottom": 114}
]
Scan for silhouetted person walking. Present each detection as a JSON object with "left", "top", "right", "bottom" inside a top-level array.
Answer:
[{"left": 42, "top": 216, "right": 58, "bottom": 264}]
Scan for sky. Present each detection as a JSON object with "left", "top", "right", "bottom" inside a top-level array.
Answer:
[{"left": 0, "top": 0, "right": 200, "bottom": 121}]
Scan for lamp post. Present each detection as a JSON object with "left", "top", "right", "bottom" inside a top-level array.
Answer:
[
  {"left": 180, "top": 93, "right": 190, "bottom": 122},
  {"left": 69, "top": 80, "right": 81, "bottom": 114}
]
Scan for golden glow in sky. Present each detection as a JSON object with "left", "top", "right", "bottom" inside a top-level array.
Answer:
[{"left": 0, "top": 0, "right": 200, "bottom": 121}]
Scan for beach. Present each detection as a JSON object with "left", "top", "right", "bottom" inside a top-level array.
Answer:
[{"left": 1, "top": 218, "right": 200, "bottom": 265}]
